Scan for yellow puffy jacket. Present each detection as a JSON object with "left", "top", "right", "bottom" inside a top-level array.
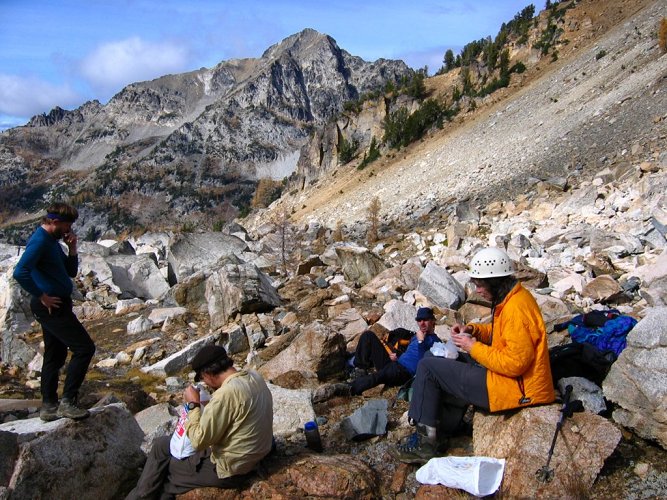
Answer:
[{"left": 469, "top": 282, "right": 555, "bottom": 412}]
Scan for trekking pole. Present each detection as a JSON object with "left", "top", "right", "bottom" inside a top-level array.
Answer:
[{"left": 535, "top": 385, "right": 583, "bottom": 483}]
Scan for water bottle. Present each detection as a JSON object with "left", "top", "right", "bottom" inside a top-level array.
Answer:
[{"left": 304, "top": 420, "right": 323, "bottom": 452}]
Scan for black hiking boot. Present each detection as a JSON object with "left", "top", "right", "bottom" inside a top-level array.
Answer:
[
  {"left": 57, "top": 398, "right": 90, "bottom": 420},
  {"left": 39, "top": 402, "right": 60, "bottom": 422}
]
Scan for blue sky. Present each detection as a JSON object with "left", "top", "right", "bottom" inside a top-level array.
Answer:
[{"left": 0, "top": 0, "right": 539, "bottom": 131}]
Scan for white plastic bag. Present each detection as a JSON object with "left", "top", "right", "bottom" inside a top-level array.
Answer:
[
  {"left": 430, "top": 340, "right": 459, "bottom": 359},
  {"left": 169, "top": 385, "right": 210, "bottom": 459},
  {"left": 416, "top": 456, "right": 505, "bottom": 497}
]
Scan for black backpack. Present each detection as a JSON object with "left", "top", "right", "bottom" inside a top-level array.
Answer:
[{"left": 549, "top": 342, "right": 617, "bottom": 386}]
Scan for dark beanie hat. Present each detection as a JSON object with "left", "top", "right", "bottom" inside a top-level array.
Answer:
[{"left": 191, "top": 345, "right": 228, "bottom": 381}]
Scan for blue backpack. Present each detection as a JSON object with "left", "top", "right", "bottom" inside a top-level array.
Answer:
[{"left": 554, "top": 309, "right": 637, "bottom": 357}]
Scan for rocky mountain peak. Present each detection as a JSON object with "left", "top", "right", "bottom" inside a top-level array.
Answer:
[
  {"left": 262, "top": 28, "right": 337, "bottom": 60},
  {"left": 0, "top": 30, "right": 412, "bottom": 234}
]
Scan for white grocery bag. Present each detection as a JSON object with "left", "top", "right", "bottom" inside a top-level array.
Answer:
[
  {"left": 416, "top": 456, "right": 505, "bottom": 497},
  {"left": 430, "top": 340, "right": 459, "bottom": 359},
  {"left": 169, "top": 387, "right": 210, "bottom": 459}
]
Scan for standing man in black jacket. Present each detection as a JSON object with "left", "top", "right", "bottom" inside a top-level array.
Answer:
[{"left": 13, "top": 202, "right": 95, "bottom": 421}]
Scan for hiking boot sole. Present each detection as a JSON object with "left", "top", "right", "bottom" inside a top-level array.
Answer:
[
  {"left": 56, "top": 409, "right": 90, "bottom": 420},
  {"left": 39, "top": 411, "right": 61, "bottom": 422}
]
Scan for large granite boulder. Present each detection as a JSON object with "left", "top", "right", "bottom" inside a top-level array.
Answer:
[
  {"left": 359, "top": 262, "right": 422, "bottom": 301},
  {"left": 78, "top": 252, "right": 121, "bottom": 294},
  {"left": 128, "top": 231, "right": 171, "bottom": 263},
  {"left": 328, "top": 308, "right": 368, "bottom": 349},
  {"left": 631, "top": 250, "right": 667, "bottom": 306},
  {"left": 167, "top": 232, "right": 249, "bottom": 285},
  {"left": 0, "top": 404, "right": 145, "bottom": 499},
  {"left": 0, "top": 267, "right": 36, "bottom": 369},
  {"left": 169, "top": 271, "right": 209, "bottom": 314},
  {"left": 377, "top": 300, "right": 420, "bottom": 332},
  {"left": 258, "top": 321, "right": 346, "bottom": 382},
  {"left": 206, "top": 263, "right": 281, "bottom": 331},
  {"left": 334, "top": 243, "right": 387, "bottom": 286},
  {"left": 141, "top": 335, "right": 218, "bottom": 377},
  {"left": 106, "top": 254, "right": 170, "bottom": 300},
  {"left": 417, "top": 262, "right": 465, "bottom": 310},
  {"left": 603, "top": 307, "right": 667, "bottom": 449},
  {"left": 177, "top": 455, "right": 379, "bottom": 500},
  {"left": 267, "top": 383, "right": 316, "bottom": 437},
  {"left": 473, "top": 405, "right": 621, "bottom": 498},
  {"left": 284, "top": 455, "right": 378, "bottom": 499}
]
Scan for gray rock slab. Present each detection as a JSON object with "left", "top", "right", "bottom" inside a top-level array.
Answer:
[
  {"left": 206, "top": 262, "right": 281, "bottom": 331},
  {"left": 141, "top": 334, "right": 218, "bottom": 377},
  {"left": 258, "top": 321, "right": 346, "bottom": 382},
  {"left": 558, "top": 377, "right": 607, "bottom": 415},
  {"left": 334, "top": 243, "right": 387, "bottom": 286},
  {"left": 147, "top": 306, "right": 188, "bottom": 326},
  {"left": 134, "top": 402, "right": 177, "bottom": 453},
  {"left": 167, "top": 232, "right": 248, "bottom": 284},
  {"left": 107, "top": 253, "right": 170, "bottom": 300},
  {"left": 340, "top": 398, "right": 388, "bottom": 441}
]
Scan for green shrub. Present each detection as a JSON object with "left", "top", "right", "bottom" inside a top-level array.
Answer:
[
  {"left": 405, "top": 72, "right": 426, "bottom": 99},
  {"left": 383, "top": 99, "right": 453, "bottom": 149},
  {"left": 510, "top": 61, "right": 526, "bottom": 73},
  {"left": 358, "top": 137, "right": 381, "bottom": 170},
  {"left": 383, "top": 108, "right": 409, "bottom": 149},
  {"left": 338, "top": 135, "right": 359, "bottom": 165}
]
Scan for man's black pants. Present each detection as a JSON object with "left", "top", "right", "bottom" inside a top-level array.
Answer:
[
  {"left": 350, "top": 331, "right": 411, "bottom": 395},
  {"left": 30, "top": 297, "right": 95, "bottom": 404}
]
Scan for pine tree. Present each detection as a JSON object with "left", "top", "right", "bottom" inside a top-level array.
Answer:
[
  {"left": 367, "top": 197, "right": 381, "bottom": 244},
  {"left": 660, "top": 17, "right": 667, "bottom": 53},
  {"left": 444, "top": 49, "right": 455, "bottom": 72}
]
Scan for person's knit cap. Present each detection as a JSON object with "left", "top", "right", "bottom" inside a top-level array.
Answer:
[
  {"left": 192, "top": 345, "right": 228, "bottom": 381},
  {"left": 415, "top": 307, "right": 435, "bottom": 321}
]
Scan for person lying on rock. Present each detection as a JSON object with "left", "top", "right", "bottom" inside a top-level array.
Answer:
[
  {"left": 348, "top": 307, "right": 441, "bottom": 395},
  {"left": 394, "top": 247, "right": 555, "bottom": 463},
  {"left": 126, "top": 345, "right": 273, "bottom": 500},
  {"left": 12, "top": 202, "right": 95, "bottom": 421}
]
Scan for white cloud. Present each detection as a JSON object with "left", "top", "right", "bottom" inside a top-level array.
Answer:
[
  {"left": 80, "top": 37, "right": 190, "bottom": 93},
  {"left": 0, "top": 74, "right": 81, "bottom": 118}
]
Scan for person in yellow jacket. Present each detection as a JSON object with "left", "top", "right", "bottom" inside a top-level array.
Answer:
[{"left": 395, "top": 247, "right": 555, "bottom": 463}]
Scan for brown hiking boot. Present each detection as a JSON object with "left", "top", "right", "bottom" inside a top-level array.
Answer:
[
  {"left": 39, "top": 402, "right": 60, "bottom": 422},
  {"left": 56, "top": 398, "right": 90, "bottom": 420}
]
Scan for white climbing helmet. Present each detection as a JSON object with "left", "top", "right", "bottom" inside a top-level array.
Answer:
[{"left": 469, "top": 247, "right": 515, "bottom": 278}]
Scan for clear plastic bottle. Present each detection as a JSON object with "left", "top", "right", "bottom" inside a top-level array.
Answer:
[{"left": 304, "top": 420, "right": 323, "bottom": 452}]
